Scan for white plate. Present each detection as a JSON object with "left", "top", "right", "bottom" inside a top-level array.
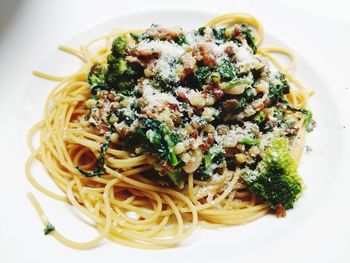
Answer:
[{"left": 1, "top": 8, "right": 350, "bottom": 263}]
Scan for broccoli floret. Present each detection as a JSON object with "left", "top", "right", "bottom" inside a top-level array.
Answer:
[
  {"left": 107, "top": 55, "right": 127, "bottom": 75},
  {"left": 244, "top": 138, "right": 303, "bottom": 210},
  {"left": 88, "top": 64, "right": 107, "bottom": 85},
  {"left": 111, "top": 35, "right": 128, "bottom": 56},
  {"left": 104, "top": 36, "right": 144, "bottom": 93}
]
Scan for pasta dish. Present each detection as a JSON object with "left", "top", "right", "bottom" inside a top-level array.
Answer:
[{"left": 26, "top": 13, "right": 315, "bottom": 249}]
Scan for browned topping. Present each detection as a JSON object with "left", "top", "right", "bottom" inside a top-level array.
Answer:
[
  {"left": 120, "top": 127, "right": 129, "bottom": 138},
  {"left": 199, "top": 44, "right": 216, "bottom": 67},
  {"left": 212, "top": 88, "right": 225, "bottom": 100},
  {"left": 199, "top": 142, "right": 210, "bottom": 151},
  {"left": 146, "top": 110, "right": 156, "bottom": 119},
  {"left": 207, "top": 134, "right": 215, "bottom": 145},
  {"left": 224, "top": 147, "right": 240, "bottom": 156},
  {"left": 275, "top": 204, "right": 286, "bottom": 218},
  {"left": 222, "top": 99, "right": 239, "bottom": 111},
  {"left": 107, "top": 93, "right": 115, "bottom": 101}
]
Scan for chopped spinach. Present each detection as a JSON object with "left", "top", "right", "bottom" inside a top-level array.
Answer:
[
  {"left": 268, "top": 73, "right": 290, "bottom": 106},
  {"left": 241, "top": 24, "right": 257, "bottom": 53},
  {"left": 77, "top": 133, "right": 111, "bottom": 177},
  {"left": 44, "top": 223, "right": 55, "bottom": 235},
  {"left": 194, "top": 145, "right": 224, "bottom": 180}
]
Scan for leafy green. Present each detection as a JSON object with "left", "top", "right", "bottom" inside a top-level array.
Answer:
[
  {"left": 44, "top": 223, "right": 55, "bottom": 235},
  {"left": 241, "top": 24, "right": 257, "bottom": 53},
  {"left": 220, "top": 79, "right": 252, "bottom": 89},
  {"left": 152, "top": 73, "right": 180, "bottom": 94},
  {"left": 210, "top": 72, "right": 221, "bottom": 83},
  {"left": 239, "top": 137, "right": 260, "bottom": 146},
  {"left": 127, "top": 119, "right": 186, "bottom": 187},
  {"left": 194, "top": 66, "right": 211, "bottom": 88},
  {"left": 109, "top": 108, "right": 137, "bottom": 126},
  {"left": 212, "top": 27, "right": 226, "bottom": 42},
  {"left": 176, "top": 35, "right": 188, "bottom": 45},
  {"left": 77, "top": 133, "right": 111, "bottom": 177},
  {"left": 215, "top": 58, "right": 237, "bottom": 81},
  {"left": 303, "top": 109, "right": 314, "bottom": 132},
  {"left": 167, "top": 167, "right": 185, "bottom": 188},
  {"left": 268, "top": 73, "right": 290, "bottom": 106},
  {"left": 194, "top": 145, "right": 224, "bottom": 180},
  {"left": 197, "top": 27, "right": 206, "bottom": 36},
  {"left": 253, "top": 111, "right": 265, "bottom": 125},
  {"left": 138, "top": 119, "right": 180, "bottom": 166},
  {"left": 130, "top": 32, "right": 148, "bottom": 41},
  {"left": 244, "top": 138, "right": 303, "bottom": 209}
]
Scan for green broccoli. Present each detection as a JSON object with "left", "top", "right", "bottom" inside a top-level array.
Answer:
[
  {"left": 104, "top": 35, "right": 143, "bottom": 93},
  {"left": 111, "top": 35, "right": 128, "bottom": 56},
  {"left": 88, "top": 64, "right": 107, "bottom": 85},
  {"left": 244, "top": 138, "right": 303, "bottom": 211}
]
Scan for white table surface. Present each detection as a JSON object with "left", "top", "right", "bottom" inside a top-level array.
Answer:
[{"left": 0, "top": 0, "right": 349, "bottom": 262}]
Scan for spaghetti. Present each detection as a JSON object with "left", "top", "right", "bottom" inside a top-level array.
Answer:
[{"left": 26, "top": 13, "right": 313, "bottom": 249}]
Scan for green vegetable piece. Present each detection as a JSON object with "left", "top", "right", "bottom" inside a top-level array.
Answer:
[
  {"left": 146, "top": 129, "right": 161, "bottom": 144},
  {"left": 303, "top": 110, "right": 314, "bottom": 132},
  {"left": 220, "top": 79, "right": 252, "bottom": 89},
  {"left": 268, "top": 73, "right": 290, "bottom": 106},
  {"left": 176, "top": 35, "right": 188, "bottom": 45},
  {"left": 216, "top": 58, "right": 236, "bottom": 80},
  {"left": 167, "top": 168, "right": 185, "bottom": 189},
  {"left": 88, "top": 64, "right": 107, "bottom": 85},
  {"left": 197, "top": 27, "right": 206, "bottom": 36},
  {"left": 44, "top": 223, "right": 55, "bottom": 235},
  {"left": 107, "top": 55, "right": 127, "bottom": 75},
  {"left": 253, "top": 111, "right": 265, "bottom": 124},
  {"left": 111, "top": 36, "right": 128, "bottom": 56},
  {"left": 244, "top": 138, "right": 303, "bottom": 210},
  {"left": 212, "top": 27, "right": 226, "bottom": 41},
  {"left": 194, "top": 145, "right": 224, "bottom": 180},
  {"left": 239, "top": 137, "right": 260, "bottom": 146},
  {"left": 108, "top": 114, "right": 118, "bottom": 124},
  {"left": 77, "top": 133, "right": 111, "bottom": 177},
  {"left": 137, "top": 119, "right": 180, "bottom": 167},
  {"left": 241, "top": 24, "right": 257, "bottom": 53},
  {"left": 210, "top": 72, "right": 221, "bottom": 83},
  {"left": 194, "top": 66, "right": 211, "bottom": 87}
]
